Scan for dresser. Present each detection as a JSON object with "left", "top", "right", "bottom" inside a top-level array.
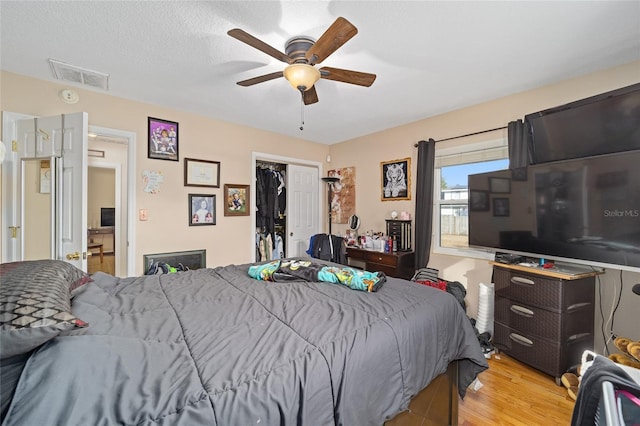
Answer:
[
  {"left": 346, "top": 247, "right": 415, "bottom": 280},
  {"left": 491, "top": 262, "right": 596, "bottom": 384}
]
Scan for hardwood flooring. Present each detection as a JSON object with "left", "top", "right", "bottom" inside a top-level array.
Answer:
[
  {"left": 389, "top": 353, "right": 575, "bottom": 426},
  {"left": 88, "top": 252, "right": 115, "bottom": 275}
]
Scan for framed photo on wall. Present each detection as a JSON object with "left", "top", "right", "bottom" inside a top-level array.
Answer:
[
  {"left": 223, "top": 184, "right": 250, "bottom": 216},
  {"left": 493, "top": 197, "right": 510, "bottom": 217},
  {"left": 184, "top": 158, "right": 220, "bottom": 188},
  {"left": 148, "top": 117, "right": 179, "bottom": 161},
  {"left": 469, "top": 190, "right": 489, "bottom": 211},
  {"left": 489, "top": 177, "right": 511, "bottom": 194},
  {"left": 381, "top": 157, "right": 411, "bottom": 201},
  {"left": 189, "top": 194, "right": 216, "bottom": 226}
]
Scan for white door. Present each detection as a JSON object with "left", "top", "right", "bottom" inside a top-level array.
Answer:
[
  {"left": 287, "top": 164, "right": 320, "bottom": 257},
  {"left": 12, "top": 113, "right": 88, "bottom": 269}
]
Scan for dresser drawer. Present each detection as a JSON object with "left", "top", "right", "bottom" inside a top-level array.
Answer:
[
  {"left": 493, "top": 322, "right": 560, "bottom": 377},
  {"left": 365, "top": 252, "right": 398, "bottom": 267},
  {"left": 366, "top": 263, "right": 398, "bottom": 277},
  {"left": 494, "top": 321, "right": 592, "bottom": 378},
  {"left": 494, "top": 267, "right": 564, "bottom": 311},
  {"left": 494, "top": 297, "right": 562, "bottom": 341}
]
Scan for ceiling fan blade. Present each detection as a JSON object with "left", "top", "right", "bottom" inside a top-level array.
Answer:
[
  {"left": 228, "top": 28, "right": 293, "bottom": 64},
  {"left": 236, "top": 71, "right": 284, "bottom": 87},
  {"left": 303, "top": 86, "right": 319, "bottom": 105},
  {"left": 319, "top": 67, "right": 376, "bottom": 87},
  {"left": 305, "top": 17, "right": 357, "bottom": 65}
]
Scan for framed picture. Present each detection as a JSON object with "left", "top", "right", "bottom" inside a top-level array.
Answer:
[
  {"left": 148, "top": 117, "right": 179, "bottom": 161},
  {"left": 223, "top": 184, "right": 250, "bottom": 216},
  {"left": 381, "top": 157, "right": 411, "bottom": 201},
  {"left": 189, "top": 194, "right": 216, "bottom": 226},
  {"left": 489, "top": 177, "right": 511, "bottom": 193},
  {"left": 184, "top": 158, "right": 220, "bottom": 188},
  {"left": 493, "top": 197, "right": 510, "bottom": 217},
  {"left": 469, "top": 190, "right": 490, "bottom": 211}
]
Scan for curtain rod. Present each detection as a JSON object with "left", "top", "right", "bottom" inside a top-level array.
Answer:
[{"left": 414, "top": 125, "right": 507, "bottom": 147}]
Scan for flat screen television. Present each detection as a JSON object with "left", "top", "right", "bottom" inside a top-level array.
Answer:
[
  {"left": 468, "top": 150, "right": 640, "bottom": 272},
  {"left": 525, "top": 83, "right": 640, "bottom": 164},
  {"left": 100, "top": 207, "right": 115, "bottom": 227}
]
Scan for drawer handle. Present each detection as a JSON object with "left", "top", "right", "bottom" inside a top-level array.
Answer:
[
  {"left": 511, "top": 276, "right": 534, "bottom": 286},
  {"left": 510, "top": 305, "right": 534, "bottom": 318},
  {"left": 509, "top": 333, "right": 534, "bottom": 346}
]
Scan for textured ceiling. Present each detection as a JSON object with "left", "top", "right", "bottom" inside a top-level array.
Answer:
[{"left": 1, "top": 1, "right": 639, "bottom": 145}]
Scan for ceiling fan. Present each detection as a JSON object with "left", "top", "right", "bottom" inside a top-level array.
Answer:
[{"left": 227, "top": 17, "right": 376, "bottom": 105}]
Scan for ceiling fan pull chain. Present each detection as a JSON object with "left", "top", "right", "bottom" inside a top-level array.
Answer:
[{"left": 300, "top": 92, "right": 305, "bottom": 131}]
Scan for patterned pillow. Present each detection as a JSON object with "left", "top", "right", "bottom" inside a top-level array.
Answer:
[{"left": 0, "top": 260, "right": 90, "bottom": 359}]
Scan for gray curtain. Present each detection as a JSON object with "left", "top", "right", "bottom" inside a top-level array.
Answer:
[
  {"left": 507, "top": 119, "right": 532, "bottom": 169},
  {"left": 414, "top": 139, "right": 436, "bottom": 269}
]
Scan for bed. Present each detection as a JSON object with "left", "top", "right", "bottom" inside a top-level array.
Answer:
[{"left": 0, "top": 259, "right": 488, "bottom": 425}]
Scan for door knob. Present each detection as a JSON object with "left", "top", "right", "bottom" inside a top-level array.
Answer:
[{"left": 66, "top": 252, "right": 81, "bottom": 261}]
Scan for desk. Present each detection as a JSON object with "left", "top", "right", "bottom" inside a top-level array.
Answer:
[
  {"left": 88, "top": 227, "right": 115, "bottom": 256},
  {"left": 87, "top": 242, "right": 104, "bottom": 263},
  {"left": 346, "top": 247, "right": 415, "bottom": 280}
]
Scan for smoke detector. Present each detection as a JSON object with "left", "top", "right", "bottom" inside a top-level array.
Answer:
[
  {"left": 48, "top": 58, "right": 109, "bottom": 90},
  {"left": 59, "top": 89, "right": 79, "bottom": 104}
]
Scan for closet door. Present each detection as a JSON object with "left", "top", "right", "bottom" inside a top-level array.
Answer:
[{"left": 287, "top": 164, "right": 319, "bottom": 257}]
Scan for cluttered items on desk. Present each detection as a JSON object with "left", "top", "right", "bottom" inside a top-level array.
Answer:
[{"left": 347, "top": 231, "right": 398, "bottom": 253}]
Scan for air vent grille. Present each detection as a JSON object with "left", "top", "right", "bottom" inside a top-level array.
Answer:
[{"left": 48, "top": 59, "right": 109, "bottom": 90}]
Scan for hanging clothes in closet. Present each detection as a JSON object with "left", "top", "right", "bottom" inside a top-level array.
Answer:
[{"left": 256, "top": 162, "right": 287, "bottom": 261}]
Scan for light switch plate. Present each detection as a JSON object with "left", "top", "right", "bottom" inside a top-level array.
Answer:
[{"left": 139, "top": 209, "right": 148, "bottom": 221}]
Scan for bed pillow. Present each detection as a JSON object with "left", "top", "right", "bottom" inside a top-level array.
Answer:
[{"left": 0, "top": 260, "right": 90, "bottom": 359}]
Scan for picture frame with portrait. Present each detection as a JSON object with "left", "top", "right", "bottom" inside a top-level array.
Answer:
[
  {"left": 469, "top": 190, "right": 490, "bottom": 211},
  {"left": 223, "top": 184, "right": 250, "bottom": 216},
  {"left": 189, "top": 194, "right": 216, "bottom": 226},
  {"left": 493, "top": 197, "right": 510, "bottom": 217},
  {"left": 148, "top": 117, "right": 179, "bottom": 161},
  {"left": 381, "top": 157, "right": 411, "bottom": 201}
]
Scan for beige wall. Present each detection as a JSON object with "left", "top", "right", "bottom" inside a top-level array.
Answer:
[
  {"left": 23, "top": 159, "right": 51, "bottom": 260},
  {"left": 329, "top": 60, "right": 640, "bottom": 352},
  {"left": 88, "top": 167, "right": 115, "bottom": 229},
  {"left": 2, "top": 61, "right": 639, "bottom": 354},
  {"left": 0, "top": 70, "right": 330, "bottom": 273}
]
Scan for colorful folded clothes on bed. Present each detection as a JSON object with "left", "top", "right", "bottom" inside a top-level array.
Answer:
[{"left": 248, "top": 259, "right": 386, "bottom": 292}]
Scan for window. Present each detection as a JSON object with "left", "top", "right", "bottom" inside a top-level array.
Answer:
[{"left": 433, "top": 139, "right": 509, "bottom": 258}]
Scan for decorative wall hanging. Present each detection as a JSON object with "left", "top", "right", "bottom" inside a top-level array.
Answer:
[
  {"left": 39, "top": 159, "right": 51, "bottom": 194},
  {"left": 142, "top": 170, "right": 164, "bottom": 194},
  {"left": 184, "top": 158, "right": 220, "bottom": 188},
  {"left": 148, "top": 117, "right": 179, "bottom": 161},
  {"left": 493, "top": 197, "right": 510, "bottom": 217},
  {"left": 489, "top": 177, "right": 511, "bottom": 193},
  {"left": 327, "top": 167, "right": 355, "bottom": 224},
  {"left": 223, "top": 184, "right": 250, "bottom": 217},
  {"left": 189, "top": 194, "right": 216, "bottom": 226},
  {"left": 381, "top": 158, "right": 410, "bottom": 201},
  {"left": 469, "top": 190, "right": 489, "bottom": 212}
]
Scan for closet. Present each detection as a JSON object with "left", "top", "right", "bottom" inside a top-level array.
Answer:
[{"left": 255, "top": 161, "right": 287, "bottom": 261}]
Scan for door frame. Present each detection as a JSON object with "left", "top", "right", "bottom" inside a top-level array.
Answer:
[
  {"left": 1, "top": 114, "right": 136, "bottom": 276},
  {"left": 88, "top": 125, "right": 136, "bottom": 277},
  {"left": 251, "top": 152, "right": 323, "bottom": 262}
]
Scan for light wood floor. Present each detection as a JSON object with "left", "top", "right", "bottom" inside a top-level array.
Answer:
[
  {"left": 390, "top": 353, "right": 575, "bottom": 426},
  {"left": 88, "top": 252, "right": 115, "bottom": 275}
]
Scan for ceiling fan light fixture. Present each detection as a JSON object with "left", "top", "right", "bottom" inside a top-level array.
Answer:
[{"left": 283, "top": 64, "right": 320, "bottom": 92}]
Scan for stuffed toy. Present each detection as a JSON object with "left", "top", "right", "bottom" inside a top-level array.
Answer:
[
  {"left": 561, "top": 337, "right": 640, "bottom": 401},
  {"left": 610, "top": 337, "right": 640, "bottom": 368}
]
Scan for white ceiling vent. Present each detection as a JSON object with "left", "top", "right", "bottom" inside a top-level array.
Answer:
[{"left": 48, "top": 59, "right": 109, "bottom": 90}]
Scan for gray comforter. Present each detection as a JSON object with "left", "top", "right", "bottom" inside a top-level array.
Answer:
[{"left": 3, "top": 263, "right": 487, "bottom": 425}]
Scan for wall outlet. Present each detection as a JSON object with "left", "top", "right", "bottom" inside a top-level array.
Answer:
[{"left": 139, "top": 209, "right": 148, "bottom": 221}]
